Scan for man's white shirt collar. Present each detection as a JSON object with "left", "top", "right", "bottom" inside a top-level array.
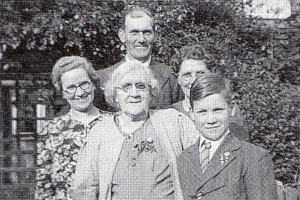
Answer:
[
  {"left": 125, "top": 55, "right": 151, "bottom": 68},
  {"left": 199, "top": 129, "right": 230, "bottom": 161},
  {"left": 182, "top": 97, "right": 192, "bottom": 113}
]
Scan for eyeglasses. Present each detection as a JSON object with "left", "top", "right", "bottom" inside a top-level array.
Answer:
[
  {"left": 63, "top": 81, "right": 92, "bottom": 94},
  {"left": 116, "top": 82, "right": 149, "bottom": 92},
  {"left": 181, "top": 71, "right": 206, "bottom": 81}
]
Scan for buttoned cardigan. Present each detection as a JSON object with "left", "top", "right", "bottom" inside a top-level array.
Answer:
[{"left": 73, "top": 108, "right": 200, "bottom": 200}]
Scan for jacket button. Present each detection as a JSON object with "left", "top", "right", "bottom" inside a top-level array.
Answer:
[{"left": 196, "top": 192, "right": 203, "bottom": 199}]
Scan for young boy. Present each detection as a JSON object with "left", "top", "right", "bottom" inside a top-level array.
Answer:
[{"left": 177, "top": 73, "right": 278, "bottom": 200}]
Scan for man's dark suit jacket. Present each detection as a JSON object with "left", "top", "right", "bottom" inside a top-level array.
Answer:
[
  {"left": 177, "top": 134, "right": 278, "bottom": 200},
  {"left": 95, "top": 58, "right": 180, "bottom": 111}
]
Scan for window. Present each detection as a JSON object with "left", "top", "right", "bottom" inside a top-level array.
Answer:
[{"left": 0, "top": 72, "right": 52, "bottom": 200}]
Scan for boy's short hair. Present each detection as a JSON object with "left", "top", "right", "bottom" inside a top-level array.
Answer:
[{"left": 190, "top": 72, "right": 232, "bottom": 108}]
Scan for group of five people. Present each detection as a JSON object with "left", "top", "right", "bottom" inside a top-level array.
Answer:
[{"left": 35, "top": 6, "right": 278, "bottom": 200}]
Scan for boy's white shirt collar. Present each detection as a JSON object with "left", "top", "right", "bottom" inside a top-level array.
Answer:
[
  {"left": 199, "top": 129, "right": 230, "bottom": 161},
  {"left": 125, "top": 54, "right": 152, "bottom": 68}
]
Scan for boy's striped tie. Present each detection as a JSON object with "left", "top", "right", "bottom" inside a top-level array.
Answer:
[{"left": 199, "top": 141, "right": 211, "bottom": 174}]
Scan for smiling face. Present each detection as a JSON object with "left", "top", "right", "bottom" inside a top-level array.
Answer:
[
  {"left": 119, "top": 13, "right": 154, "bottom": 62},
  {"left": 178, "top": 59, "right": 209, "bottom": 99},
  {"left": 115, "top": 68, "right": 151, "bottom": 117},
  {"left": 191, "top": 93, "right": 232, "bottom": 141},
  {"left": 61, "top": 67, "right": 95, "bottom": 112}
]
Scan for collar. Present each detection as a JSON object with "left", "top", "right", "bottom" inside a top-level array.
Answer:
[
  {"left": 199, "top": 129, "right": 230, "bottom": 160},
  {"left": 182, "top": 97, "right": 192, "bottom": 113},
  {"left": 113, "top": 112, "right": 150, "bottom": 137},
  {"left": 68, "top": 106, "right": 101, "bottom": 126},
  {"left": 125, "top": 54, "right": 152, "bottom": 68}
]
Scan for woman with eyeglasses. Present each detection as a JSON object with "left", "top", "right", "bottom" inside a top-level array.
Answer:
[
  {"left": 172, "top": 45, "right": 210, "bottom": 116},
  {"left": 170, "top": 44, "right": 249, "bottom": 142},
  {"left": 35, "top": 56, "right": 108, "bottom": 200},
  {"left": 73, "top": 61, "right": 199, "bottom": 200}
]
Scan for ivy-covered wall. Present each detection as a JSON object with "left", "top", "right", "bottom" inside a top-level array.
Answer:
[{"left": 0, "top": 0, "right": 299, "bottom": 187}]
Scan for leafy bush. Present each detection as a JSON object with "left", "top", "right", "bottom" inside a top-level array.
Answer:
[{"left": 0, "top": 0, "right": 299, "bottom": 187}]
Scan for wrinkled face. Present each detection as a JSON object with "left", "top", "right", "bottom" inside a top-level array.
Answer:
[
  {"left": 61, "top": 67, "right": 95, "bottom": 112},
  {"left": 115, "top": 69, "right": 151, "bottom": 117},
  {"left": 191, "top": 94, "right": 232, "bottom": 141},
  {"left": 178, "top": 59, "right": 209, "bottom": 99},
  {"left": 120, "top": 14, "right": 154, "bottom": 61}
]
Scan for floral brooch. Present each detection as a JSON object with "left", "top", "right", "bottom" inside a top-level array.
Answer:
[
  {"left": 133, "top": 137, "right": 157, "bottom": 154},
  {"left": 128, "top": 137, "right": 157, "bottom": 167}
]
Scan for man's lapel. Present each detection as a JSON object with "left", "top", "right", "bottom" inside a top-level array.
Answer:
[
  {"left": 99, "top": 59, "right": 125, "bottom": 86},
  {"left": 149, "top": 59, "right": 170, "bottom": 89},
  {"left": 195, "top": 134, "right": 241, "bottom": 193}
]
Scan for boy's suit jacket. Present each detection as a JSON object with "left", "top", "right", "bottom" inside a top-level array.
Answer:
[
  {"left": 177, "top": 134, "right": 278, "bottom": 200},
  {"left": 94, "top": 58, "right": 180, "bottom": 111}
]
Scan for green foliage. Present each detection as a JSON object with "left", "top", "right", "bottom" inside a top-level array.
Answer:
[
  {"left": 0, "top": 0, "right": 299, "bottom": 187},
  {"left": 0, "top": 1, "right": 124, "bottom": 67}
]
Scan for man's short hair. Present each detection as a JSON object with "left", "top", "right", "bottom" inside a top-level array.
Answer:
[
  {"left": 121, "top": 6, "right": 155, "bottom": 30},
  {"left": 190, "top": 72, "right": 232, "bottom": 109}
]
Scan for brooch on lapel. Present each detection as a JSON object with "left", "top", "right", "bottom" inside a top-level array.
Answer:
[{"left": 220, "top": 152, "right": 231, "bottom": 165}]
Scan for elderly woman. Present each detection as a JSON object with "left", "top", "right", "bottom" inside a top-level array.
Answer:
[
  {"left": 170, "top": 44, "right": 249, "bottom": 141},
  {"left": 73, "top": 61, "right": 199, "bottom": 200},
  {"left": 35, "top": 56, "right": 106, "bottom": 199}
]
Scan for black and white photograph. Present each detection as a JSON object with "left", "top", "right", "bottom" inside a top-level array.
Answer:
[{"left": 0, "top": 0, "right": 299, "bottom": 199}]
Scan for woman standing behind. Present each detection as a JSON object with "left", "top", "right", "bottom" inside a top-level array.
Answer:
[
  {"left": 35, "top": 56, "right": 106, "bottom": 200},
  {"left": 171, "top": 45, "right": 211, "bottom": 116},
  {"left": 74, "top": 61, "right": 199, "bottom": 200},
  {"left": 171, "top": 44, "right": 249, "bottom": 141}
]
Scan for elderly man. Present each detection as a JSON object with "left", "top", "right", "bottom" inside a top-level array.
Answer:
[{"left": 97, "top": 7, "right": 178, "bottom": 111}]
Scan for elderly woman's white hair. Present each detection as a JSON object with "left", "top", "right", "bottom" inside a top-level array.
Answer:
[{"left": 103, "top": 61, "right": 160, "bottom": 109}]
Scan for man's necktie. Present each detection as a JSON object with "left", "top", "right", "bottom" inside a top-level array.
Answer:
[{"left": 199, "top": 141, "right": 211, "bottom": 174}]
